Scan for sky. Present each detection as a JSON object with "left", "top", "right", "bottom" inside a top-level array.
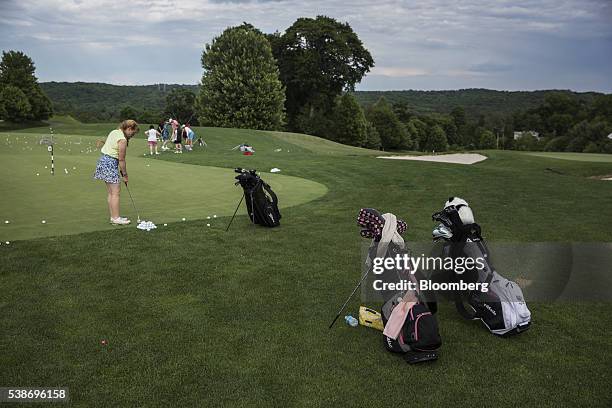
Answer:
[{"left": 1, "top": 0, "right": 611, "bottom": 92}]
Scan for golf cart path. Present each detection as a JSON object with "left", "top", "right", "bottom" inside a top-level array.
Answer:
[{"left": 377, "top": 153, "right": 488, "bottom": 165}]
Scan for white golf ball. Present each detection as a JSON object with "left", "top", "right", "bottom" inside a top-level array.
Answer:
[
  {"left": 213, "top": 215, "right": 217, "bottom": 218},
  {"left": 42, "top": 220, "right": 46, "bottom": 224},
  {"left": 206, "top": 216, "right": 211, "bottom": 219},
  {"left": 5, "top": 241, "right": 9, "bottom": 245},
  {"left": 182, "top": 217, "right": 186, "bottom": 221},
  {"left": 163, "top": 223, "right": 168, "bottom": 227},
  {"left": 4, "top": 220, "right": 9, "bottom": 224},
  {"left": 45, "top": 166, "right": 48, "bottom": 169},
  {"left": 36, "top": 173, "right": 39, "bottom": 176},
  {"left": 207, "top": 223, "right": 210, "bottom": 227}
]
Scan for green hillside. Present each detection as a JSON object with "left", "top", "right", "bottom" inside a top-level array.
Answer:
[{"left": 40, "top": 82, "right": 605, "bottom": 123}]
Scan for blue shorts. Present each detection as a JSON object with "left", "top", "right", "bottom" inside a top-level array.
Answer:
[{"left": 93, "top": 154, "right": 120, "bottom": 184}]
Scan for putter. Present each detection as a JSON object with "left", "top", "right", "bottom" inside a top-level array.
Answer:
[{"left": 121, "top": 171, "right": 141, "bottom": 223}]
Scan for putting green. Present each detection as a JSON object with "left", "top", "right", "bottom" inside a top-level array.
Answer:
[
  {"left": 526, "top": 152, "right": 612, "bottom": 162},
  {"left": 0, "top": 132, "right": 327, "bottom": 241}
]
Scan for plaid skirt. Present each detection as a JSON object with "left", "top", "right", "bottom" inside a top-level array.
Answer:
[{"left": 93, "top": 154, "right": 120, "bottom": 184}]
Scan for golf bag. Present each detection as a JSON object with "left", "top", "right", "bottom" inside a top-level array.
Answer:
[
  {"left": 359, "top": 208, "right": 441, "bottom": 363},
  {"left": 381, "top": 296, "right": 441, "bottom": 363},
  {"left": 234, "top": 168, "right": 281, "bottom": 228},
  {"left": 432, "top": 197, "right": 531, "bottom": 336}
]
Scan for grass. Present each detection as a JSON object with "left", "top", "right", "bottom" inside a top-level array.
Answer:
[
  {"left": 526, "top": 152, "right": 612, "bottom": 162},
  {"left": 1, "top": 118, "right": 612, "bottom": 407},
  {"left": 0, "top": 128, "right": 326, "bottom": 240}
]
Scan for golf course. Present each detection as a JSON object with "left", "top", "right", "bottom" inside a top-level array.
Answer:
[{"left": 1, "top": 117, "right": 611, "bottom": 406}]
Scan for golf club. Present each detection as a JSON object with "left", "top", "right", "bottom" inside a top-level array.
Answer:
[
  {"left": 121, "top": 171, "right": 141, "bottom": 223},
  {"left": 328, "top": 268, "right": 371, "bottom": 329}
]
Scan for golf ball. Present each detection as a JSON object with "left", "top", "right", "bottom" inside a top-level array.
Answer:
[
  {"left": 206, "top": 216, "right": 211, "bottom": 219},
  {"left": 213, "top": 215, "right": 217, "bottom": 218},
  {"left": 5, "top": 241, "right": 9, "bottom": 245},
  {"left": 41, "top": 220, "right": 46, "bottom": 224},
  {"left": 4, "top": 220, "right": 9, "bottom": 224},
  {"left": 163, "top": 223, "right": 168, "bottom": 227},
  {"left": 207, "top": 223, "right": 210, "bottom": 227},
  {"left": 182, "top": 217, "right": 186, "bottom": 221},
  {"left": 36, "top": 173, "right": 39, "bottom": 176}
]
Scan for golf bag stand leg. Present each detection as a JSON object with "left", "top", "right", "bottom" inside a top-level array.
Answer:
[
  {"left": 328, "top": 269, "right": 371, "bottom": 329},
  {"left": 225, "top": 193, "right": 245, "bottom": 232}
]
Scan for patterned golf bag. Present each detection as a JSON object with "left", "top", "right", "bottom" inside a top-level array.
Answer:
[{"left": 359, "top": 208, "right": 441, "bottom": 363}]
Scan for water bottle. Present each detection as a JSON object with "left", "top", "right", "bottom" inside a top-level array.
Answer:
[{"left": 345, "top": 315, "right": 358, "bottom": 327}]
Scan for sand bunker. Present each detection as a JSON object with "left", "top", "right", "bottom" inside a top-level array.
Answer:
[{"left": 378, "top": 153, "right": 488, "bottom": 165}]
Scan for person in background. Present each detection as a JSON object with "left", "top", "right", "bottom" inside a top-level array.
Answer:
[
  {"left": 172, "top": 120, "right": 182, "bottom": 153},
  {"left": 161, "top": 119, "right": 171, "bottom": 151},
  {"left": 184, "top": 123, "right": 195, "bottom": 150},
  {"left": 146, "top": 125, "right": 161, "bottom": 155},
  {"left": 93, "top": 120, "right": 139, "bottom": 225}
]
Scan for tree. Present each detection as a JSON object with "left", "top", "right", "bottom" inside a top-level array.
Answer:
[
  {"left": 363, "top": 121, "right": 381, "bottom": 149},
  {"left": 0, "top": 50, "right": 52, "bottom": 121},
  {"left": 0, "top": 85, "right": 31, "bottom": 122},
  {"left": 479, "top": 129, "right": 496, "bottom": 149},
  {"left": 366, "top": 98, "right": 409, "bottom": 150},
  {"left": 165, "top": 88, "right": 197, "bottom": 124},
  {"left": 119, "top": 106, "right": 140, "bottom": 121},
  {"left": 330, "top": 93, "right": 367, "bottom": 146},
  {"left": 271, "top": 16, "right": 374, "bottom": 131},
  {"left": 422, "top": 125, "right": 448, "bottom": 152},
  {"left": 197, "top": 23, "right": 285, "bottom": 130}
]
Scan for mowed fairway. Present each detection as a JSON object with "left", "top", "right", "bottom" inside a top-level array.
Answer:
[
  {"left": 526, "top": 152, "right": 612, "bottom": 162},
  {"left": 0, "top": 128, "right": 327, "bottom": 241},
  {"left": 1, "top": 118, "right": 612, "bottom": 407}
]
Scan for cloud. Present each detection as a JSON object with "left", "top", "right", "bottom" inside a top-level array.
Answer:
[{"left": 0, "top": 0, "right": 610, "bottom": 91}]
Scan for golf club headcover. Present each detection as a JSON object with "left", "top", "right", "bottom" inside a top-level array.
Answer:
[{"left": 357, "top": 208, "right": 407, "bottom": 240}]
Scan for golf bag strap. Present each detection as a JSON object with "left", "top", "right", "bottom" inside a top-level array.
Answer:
[
  {"left": 454, "top": 239, "right": 494, "bottom": 320},
  {"left": 262, "top": 182, "right": 278, "bottom": 205}
]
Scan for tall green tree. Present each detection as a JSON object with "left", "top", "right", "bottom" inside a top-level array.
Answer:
[
  {"left": 363, "top": 121, "right": 381, "bottom": 150},
  {"left": 165, "top": 88, "right": 197, "bottom": 124},
  {"left": 270, "top": 16, "right": 374, "bottom": 132},
  {"left": 366, "top": 98, "right": 410, "bottom": 150},
  {"left": 330, "top": 93, "right": 367, "bottom": 146},
  {"left": 422, "top": 124, "right": 448, "bottom": 152},
  {"left": 0, "top": 85, "right": 31, "bottom": 122},
  {"left": 0, "top": 50, "right": 52, "bottom": 122},
  {"left": 479, "top": 129, "right": 496, "bottom": 149},
  {"left": 197, "top": 23, "right": 285, "bottom": 130}
]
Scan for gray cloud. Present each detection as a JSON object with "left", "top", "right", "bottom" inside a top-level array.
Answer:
[{"left": 0, "top": 0, "right": 610, "bottom": 91}]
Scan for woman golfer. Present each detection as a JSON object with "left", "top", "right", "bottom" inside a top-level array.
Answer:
[{"left": 93, "top": 120, "right": 139, "bottom": 225}]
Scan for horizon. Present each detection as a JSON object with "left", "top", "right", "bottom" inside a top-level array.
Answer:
[
  {"left": 39, "top": 81, "right": 611, "bottom": 95},
  {"left": 2, "top": 0, "right": 611, "bottom": 93}
]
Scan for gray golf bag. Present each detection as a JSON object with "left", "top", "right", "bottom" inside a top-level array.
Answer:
[{"left": 432, "top": 198, "right": 531, "bottom": 336}]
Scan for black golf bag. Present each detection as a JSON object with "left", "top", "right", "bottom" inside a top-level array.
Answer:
[
  {"left": 432, "top": 197, "right": 531, "bottom": 336},
  {"left": 358, "top": 208, "right": 441, "bottom": 363},
  {"left": 235, "top": 168, "right": 281, "bottom": 228}
]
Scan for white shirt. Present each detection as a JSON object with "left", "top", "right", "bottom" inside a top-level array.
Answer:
[{"left": 146, "top": 129, "right": 158, "bottom": 142}]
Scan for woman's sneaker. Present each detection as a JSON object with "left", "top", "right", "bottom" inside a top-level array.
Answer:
[{"left": 110, "top": 217, "right": 131, "bottom": 225}]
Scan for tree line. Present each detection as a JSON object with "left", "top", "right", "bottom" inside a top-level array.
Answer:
[{"left": 2, "top": 16, "right": 610, "bottom": 153}]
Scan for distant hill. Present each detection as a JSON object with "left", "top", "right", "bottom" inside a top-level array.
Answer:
[
  {"left": 350, "top": 89, "right": 602, "bottom": 119},
  {"left": 40, "top": 82, "right": 198, "bottom": 121},
  {"left": 40, "top": 82, "right": 603, "bottom": 122}
]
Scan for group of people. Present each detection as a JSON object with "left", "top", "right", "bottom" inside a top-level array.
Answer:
[
  {"left": 94, "top": 118, "right": 205, "bottom": 225},
  {"left": 145, "top": 118, "right": 202, "bottom": 155}
]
